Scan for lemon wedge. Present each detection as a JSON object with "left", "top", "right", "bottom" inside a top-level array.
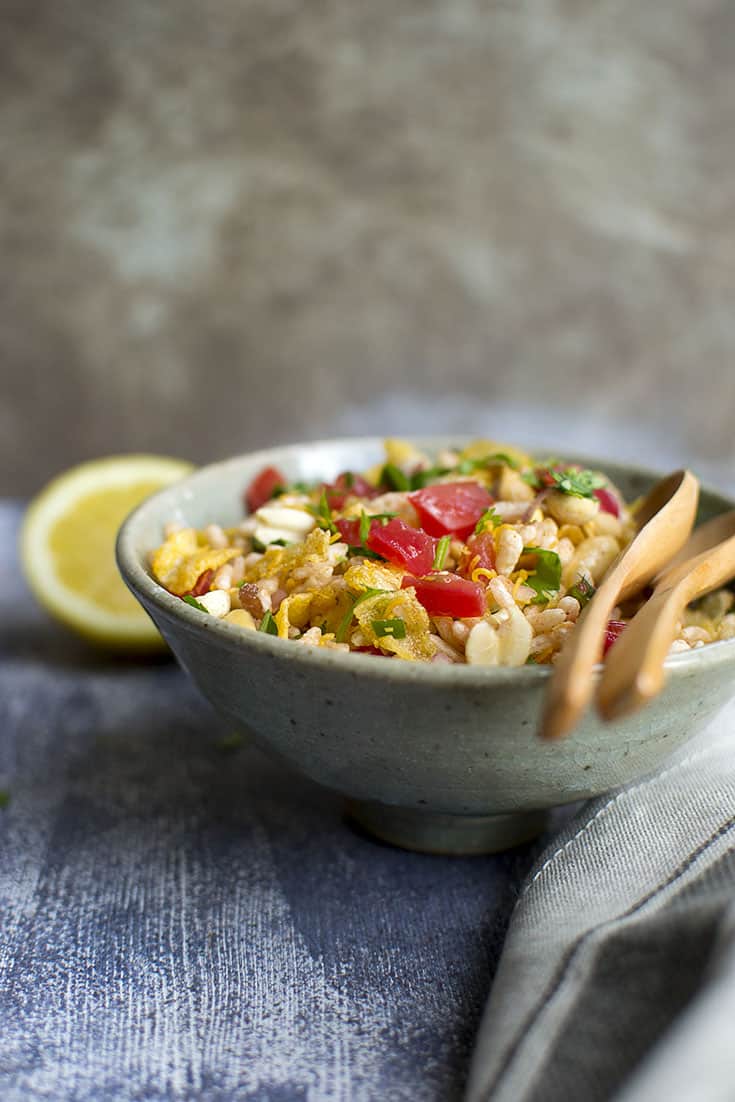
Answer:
[{"left": 21, "top": 455, "right": 193, "bottom": 650}]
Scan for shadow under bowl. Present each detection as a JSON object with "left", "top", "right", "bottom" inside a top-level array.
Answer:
[{"left": 117, "top": 437, "right": 735, "bottom": 855}]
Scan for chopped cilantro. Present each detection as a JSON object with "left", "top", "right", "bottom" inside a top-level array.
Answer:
[
  {"left": 522, "top": 546, "right": 562, "bottom": 605},
  {"left": 252, "top": 537, "right": 267, "bottom": 553},
  {"left": 525, "top": 465, "right": 605, "bottom": 498},
  {"left": 371, "top": 618, "right": 407, "bottom": 639},
  {"left": 382, "top": 463, "right": 411, "bottom": 492},
  {"left": 258, "top": 610, "right": 279, "bottom": 635},
  {"left": 269, "top": 484, "right": 287, "bottom": 498},
  {"left": 550, "top": 468, "right": 606, "bottom": 498},
  {"left": 269, "top": 538, "right": 291, "bottom": 547},
  {"left": 568, "top": 575, "right": 596, "bottom": 609},
  {"left": 182, "top": 594, "right": 208, "bottom": 612},
  {"left": 433, "top": 535, "right": 451, "bottom": 570},
  {"left": 474, "top": 508, "right": 502, "bottom": 535}
]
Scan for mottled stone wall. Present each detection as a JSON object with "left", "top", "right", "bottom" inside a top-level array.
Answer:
[{"left": 2, "top": 1, "right": 734, "bottom": 495}]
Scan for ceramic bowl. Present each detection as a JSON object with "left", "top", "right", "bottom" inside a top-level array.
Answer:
[{"left": 117, "top": 438, "right": 735, "bottom": 855}]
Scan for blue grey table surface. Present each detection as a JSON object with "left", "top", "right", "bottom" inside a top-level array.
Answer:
[{"left": 0, "top": 502, "right": 559, "bottom": 1102}]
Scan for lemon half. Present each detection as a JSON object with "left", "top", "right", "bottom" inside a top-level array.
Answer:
[{"left": 21, "top": 455, "right": 193, "bottom": 650}]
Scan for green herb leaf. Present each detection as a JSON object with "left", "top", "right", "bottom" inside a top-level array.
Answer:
[
  {"left": 382, "top": 463, "right": 411, "bottom": 492},
  {"left": 286, "top": 480, "right": 314, "bottom": 495},
  {"left": 568, "top": 574, "right": 597, "bottom": 609},
  {"left": 474, "top": 507, "right": 502, "bottom": 535},
  {"left": 182, "top": 594, "right": 208, "bottom": 612},
  {"left": 522, "top": 546, "right": 562, "bottom": 605},
  {"left": 433, "top": 535, "right": 451, "bottom": 570},
  {"left": 550, "top": 468, "right": 606, "bottom": 498},
  {"left": 409, "top": 465, "right": 449, "bottom": 489},
  {"left": 335, "top": 588, "right": 388, "bottom": 642},
  {"left": 259, "top": 610, "right": 279, "bottom": 635},
  {"left": 457, "top": 452, "right": 520, "bottom": 474},
  {"left": 269, "top": 538, "right": 291, "bottom": 547},
  {"left": 359, "top": 509, "right": 371, "bottom": 545},
  {"left": 307, "top": 488, "right": 338, "bottom": 534},
  {"left": 252, "top": 537, "right": 267, "bottom": 553},
  {"left": 371, "top": 617, "right": 407, "bottom": 639}
]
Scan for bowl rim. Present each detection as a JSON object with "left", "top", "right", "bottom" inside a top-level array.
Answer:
[{"left": 116, "top": 435, "right": 735, "bottom": 686}]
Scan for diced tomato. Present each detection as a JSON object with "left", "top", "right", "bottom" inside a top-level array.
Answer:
[
  {"left": 244, "top": 466, "right": 287, "bottom": 512},
  {"left": 367, "top": 517, "right": 437, "bottom": 574},
  {"left": 409, "top": 481, "right": 494, "bottom": 539},
  {"left": 402, "top": 573, "right": 487, "bottom": 618},
  {"left": 459, "top": 531, "right": 496, "bottom": 578},
  {"left": 184, "top": 569, "right": 214, "bottom": 598},
  {"left": 603, "top": 619, "right": 626, "bottom": 655},
  {"left": 594, "top": 487, "right": 620, "bottom": 517},
  {"left": 323, "top": 472, "right": 377, "bottom": 510}
]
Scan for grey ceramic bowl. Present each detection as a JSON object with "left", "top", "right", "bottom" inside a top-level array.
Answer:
[{"left": 117, "top": 437, "right": 735, "bottom": 855}]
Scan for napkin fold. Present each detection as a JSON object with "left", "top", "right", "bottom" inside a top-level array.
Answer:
[{"left": 466, "top": 708, "right": 735, "bottom": 1102}]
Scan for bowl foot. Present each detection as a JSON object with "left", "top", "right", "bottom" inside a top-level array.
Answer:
[{"left": 345, "top": 800, "right": 549, "bottom": 856}]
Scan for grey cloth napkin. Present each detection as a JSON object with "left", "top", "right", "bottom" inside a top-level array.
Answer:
[{"left": 466, "top": 706, "right": 735, "bottom": 1102}]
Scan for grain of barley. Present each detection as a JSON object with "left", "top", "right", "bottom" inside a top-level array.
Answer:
[
  {"left": 495, "top": 528, "right": 523, "bottom": 575},
  {"left": 205, "top": 523, "right": 228, "bottom": 549},
  {"left": 558, "top": 596, "right": 581, "bottom": 621},
  {"left": 532, "top": 608, "right": 567, "bottom": 633}
]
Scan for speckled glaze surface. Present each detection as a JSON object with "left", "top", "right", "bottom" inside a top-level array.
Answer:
[{"left": 117, "top": 438, "right": 735, "bottom": 854}]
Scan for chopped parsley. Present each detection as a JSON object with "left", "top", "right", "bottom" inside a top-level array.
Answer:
[
  {"left": 433, "top": 535, "right": 451, "bottom": 570},
  {"left": 258, "top": 610, "right": 279, "bottom": 635},
  {"left": 568, "top": 575, "right": 596, "bottom": 609},
  {"left": 474, "top": 508, "right": 502, "bottom": 535},
  {"left": 371, "top": 618, "right": 407, "bottom": 639},
  {"left": 182, "top": 594, "right": 207, "bottom": 612},
  {"left": 522, "top": 546, "right": 562, "bottom": 605}
]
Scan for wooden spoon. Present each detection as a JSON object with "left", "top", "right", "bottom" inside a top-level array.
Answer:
[
  {"left": 538, "top": 470, "right": 699, "bottom": 741},
  {"left": 597, "top": 510, "right": 735, "bottom": 721}
]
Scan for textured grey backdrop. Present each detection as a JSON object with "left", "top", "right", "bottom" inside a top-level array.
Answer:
[{"left": 2, "top": 0, "right": 734, "bottom": 495}]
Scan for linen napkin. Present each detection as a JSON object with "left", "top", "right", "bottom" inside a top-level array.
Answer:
[{"left": 466, "top": 705, "right": 735, "bottom": 1102}]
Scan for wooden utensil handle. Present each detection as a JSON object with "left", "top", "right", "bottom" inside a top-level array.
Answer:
[
  {"left": 538, "top": 564, "right": 626, "bottom": 741},
  {"left": 596, "top": 579, "right": 694, "bottom": 721}
]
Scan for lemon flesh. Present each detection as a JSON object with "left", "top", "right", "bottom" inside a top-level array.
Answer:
[{"left": 21, "top": 455, "right": 193, "bottom": 650}]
